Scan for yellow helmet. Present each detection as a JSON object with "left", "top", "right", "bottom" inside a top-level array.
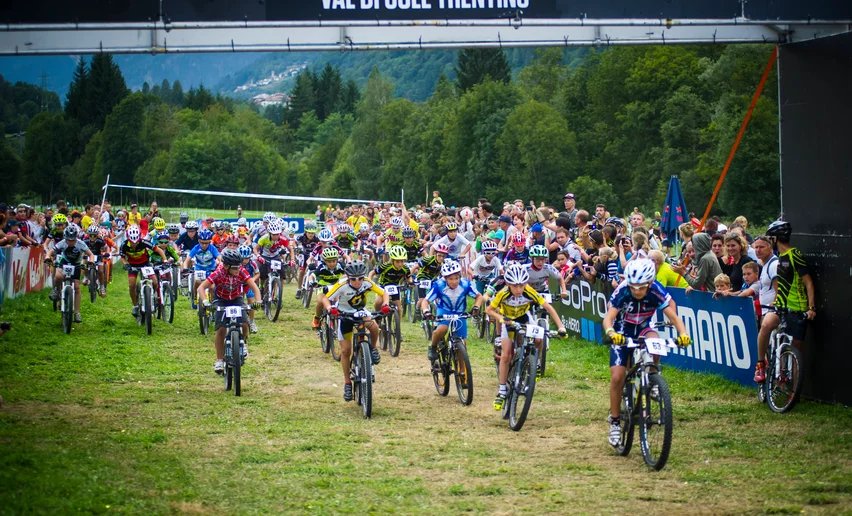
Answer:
[
  {"left": 389, "top": 246, "right": 407, "bottom": 261},
  {"left": 153, "top": 217, "right": 166, "bottom": 230},
  {"left": 52, "top": 213, "right": 68, "bottom": 225}
]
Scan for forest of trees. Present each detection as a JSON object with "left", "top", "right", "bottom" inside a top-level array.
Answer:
[
  {"left": 0, "top": 75, "right": 62, "bottom": 134},
  {"left": 2, "top": 45, "right": 781, "bottom": 224}
]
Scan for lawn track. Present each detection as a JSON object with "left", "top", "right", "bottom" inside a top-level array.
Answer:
[{"left": 0, "top": 275, "right": 850, "bottom": 515}]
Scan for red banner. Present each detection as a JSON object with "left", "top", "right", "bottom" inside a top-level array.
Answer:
[{"left": 6, "top": 246, "right": 47, "bottom": 299}]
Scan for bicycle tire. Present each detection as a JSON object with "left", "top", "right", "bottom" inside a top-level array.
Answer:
[
  {"left": 270, "top": 277, "right": 283, "bottom": 322},
  {"left": 379, "top": 317, "right": 389, "bottom": 351},
  {"left": 639, "top": 374, "right": 673, "bottom": 470},
  {"left": 199, "top": 301, "right": 208, "bottom": 336},
  {"left": 453, "top": 341, "right": 474, "bottom": 406},
  {"left": 432, "top": 344, "right": 451, "bottom": 396},
  {"left": 537, "top": 318, "right": 549, "bottom": 378},
  {"left": 422, "top": 318, "right": 433, "bottom": 340},
  {"left": 509, "top": 351, "right": 538, "bottom": 431},
  {"left": 62, "top": 286, "right": 73, "bottom": 334},
  {"left": 231, "top": 329, "right": 242, "bottom": 396},
  {"left": 162, "top": 284, "right": 174, "bottom": 324},
  {"left": 88, "top": 267, "right": 97, "bottom": 303},
  {"left": 406, "top": 289, "right": 415, "bottom": 324},
  {"left": 329, "top": 320, "right": 342, "bottom": 362},
  {"left": 320, "top": 315, "right": 331, "bottom": 354},
  {"left": 767, "top": 344, "right": 803, "bottom": 414},
  {"left": 302, "top": 284, "right": 313, "bottom": 309},
  {"left": 615, "top": 381, "right": 637, "bottom": 456},
  {"left": 358, "top": 342, "right": 373, "bottom": 419},
  {"left": 389, "top": 309, "right": 402, "bottom": 357},
  {"left": 224, "top": 336, "right": 233, "bottom": 391},
  {"left": 144, "top": 286, "right": 153, "bottom": 335}
]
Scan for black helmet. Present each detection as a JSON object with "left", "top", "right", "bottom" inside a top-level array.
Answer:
[
  {"left": 345, "top": 260, "right": 368, "bottom": 278},
  {"left": 221, "top": 248, "right": 242, "bottom": 267},
  {"left": 766, "top": 219, "right": 792, "bottom": 239},
  {"left": 179, "top": 213, "right": 189, "bottom": 223},
  {"left": 402, "top": 227, "right": 416, "bottom": 238},
  {"left": 63, "top": 226, "right": 79, "bottom": 240}
]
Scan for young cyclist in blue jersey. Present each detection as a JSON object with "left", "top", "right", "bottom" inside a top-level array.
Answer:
[
  {"left": 420, "top": 260, "right": 484, "bottom": 364},
  {"left": 182, "top": 229, "right": 221, "bottom": 309},
  {"left": 602, "top": 257, "right": 691, "bottom": 447}
]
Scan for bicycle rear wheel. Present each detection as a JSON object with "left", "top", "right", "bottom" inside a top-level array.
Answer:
[
  {"left": 198, "top": 301, "right": 208, "bottom": 335},
  {"left": 162, "top": 284, "right": 174, "bottom": 324},
  {"left": 320, "top": 315, "right": 331, "bottom": 354},
  {"left": 270, "top": 277, "right": 283, "bottom": 322},
  {"left": 537, "top": 318, "right": 549, "bottom": 377},
  {"left": 767, "top": 344, "right": 803, "bottom": 413},
  {"left": 432, "top": 344, "right": 450, "bottom": 396},
  {"left": 302, "top": 284, "right": 313, "bottom": 309},
  {"left": 357, "top": 342, "right": 373, "bottom": 418},
  {"left": 329, "top": 319, "right": 342, "bottom": 362},
  {"left": 452, "top": 341, "right": 473, "bottom": 405},
  {"left": 62, "top": 287, "right": 73, "bottom": 334},
  {"left": 639, "top": 374, "right": 673, "bottom": 470},
  {"left": 509, "top": 351, "right": 538, "bottom": 431}
]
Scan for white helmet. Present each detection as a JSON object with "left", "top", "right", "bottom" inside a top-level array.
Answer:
[
  {"left": 126, "top": 225, "right": 141, "bottom": 243},
  {"left": 503, "top": 264, "right": 529, "bottom": 285},
  {"left": 185, "top": 220, "right": 199, "bottom": 230},
  {"left": 263, "top": 212, "right": 277, "bottom": 223},
  {"left": 237, "top": 217, "right": 247, "bottom": 226},
  {"left": 440, "top": 260, "right": 462, "bottom": 277},
  {"left": 481, "top": 240, "right": 498, "bottom": 253},
  {"left": 267, "top": 222, "right": 282, "bottom": 235},
  {"left": 624, "top": 258, "right": 656, "bottom": 287},
  {"left": 359, "top": 222, "right": 370, "bottom": 233},
  {"left": 318, "top": 228, "right": 334, "bottom": 242},
  {"left": 390, "top": 217, "right": 403, "bottom": 228}
]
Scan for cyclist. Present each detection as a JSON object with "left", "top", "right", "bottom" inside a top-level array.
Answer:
[
  {"left": 602, "top": 258, "right": 691, "bottom": 447},
  {"left": 378, "top": 217, "right": 406, "bottom": 251},
  {"left": 295, "top": 222, "right": 321, "bottom": 298},
  {"left": 335, "top": 223, "right": 357, "bottom": 257},
  {"left": 150, "top": 233, "right": 180, "bottom": 268},
  {"left": 311, "top": 247, "right": 346, "bottom": 330},
  {"left": 355, "top": 222, "right": 372, "bottom": 256},
  {"left": 166, "top": 224, "right": 181, "bottom": 246},
  {"left": 432, "top": 222, "right": 471, "bottom": 261},
  {"left": 504, "top": 232, "right": 531, "bottom": 265},
  {"left": 120, "top": 225, "right": 167, "bottom": 318},
  {"left": 182, "top": 229, "right": 221, "bottom": 309},
  {"left": 321, "top": 260, "right": 391, "bottom": 402},
  {"left": 469, "top": 240, "right": 503, "bottom": 294},
  {"left": 486, "top": 264, "right": 567, "bottom": 411},
  {"left": 236, "top": 218, "right": 249, "bottom": 243},
  {"left": 176, "top": 220, "right": 199, "bottom": 253},
  {"left": 527, "top": 244, "right": 568, "bottom": 300},
  {"left": 238, "top": 244, "right": 261, "bottom": 333},
  {"left": 144, "top": 217, "right": 167, "bottom": 243},
  {"left": 84, "top": 224, "right": 113, "bottom": 297},
  {"left": 46, "top": 226, "right": 96, "bottom": 323},
  {"left": 412, "top": 242, "right": 448, "bottom": 303},
  {"left": 42, "top": 212, "right": 68, "bottom": 251},
  {"left": 211, "top": 222, "right": 229, "bottom": 251},
  {"left": 400, "top": 227, "right": 423, "bottom": 263},
  {"left": 755, "top": 219, "right": 816, "bottom": 383},
  {"left": 197, "top": 248, "right": 262, "bottom": 374},
  {"left": 224, "top": 234, "right": 240, "bottom": 252},
  {"left": 178, "top": 213, "right": 190, "bottom": 235},
  {"left": 420, "top": 260, "right": 484, "bottom": 363},
  {"left": 255, "top": 221, "right": 292, "bottom": 287},
  {"left": 369, "top": 246, "right": 411, "bottom": 315}
]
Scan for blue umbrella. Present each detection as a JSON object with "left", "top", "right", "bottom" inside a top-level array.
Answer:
[{"left": 660, "top": 176, "right": 688, "bottom": 249}]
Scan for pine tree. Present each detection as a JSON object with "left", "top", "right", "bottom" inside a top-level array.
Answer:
[
  {"left": 340, "top": 79, "right": 360, "bottom": 115},
  {"left": 315, "top": 63, "right": 343, "bottom": 121},
  {"left": 185, "top": 84, "right": 214, "bottom": 111},
  {"left": 286, "top": 70, "right": 316, "bottom": 129},
  {"left": 141, "top": 81, "right": 150, "bottom": 94},
  {"left": 87, "top": 53, "right": 129, "bottom": 130},
  {"left": 454, "top": 48, "right": 511, "bottom": 92},
  {"left": 65, "top": 57, "right": 89, "bottom": 124},
  {"left": 170, "top": 80, "right": 185, "bottom": 106},
  {"left": 159, "top": 79, "right": 171, "bottom": 101}
]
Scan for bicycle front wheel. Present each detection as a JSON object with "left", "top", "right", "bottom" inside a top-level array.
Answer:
[
  {"left": 615, "top": 381, "right": 636, "bottom": 457},
  {"left": 302, "top": 285, "right": 313, "bottom": 309},
  {"left": 358, "top": 343, "right": 373, "bottom": 419},
  {"left": 767, "top": 345, "right": 803, "bottom": 414},
  {"left": 62, "top": 287, "right": 73, "bottom": 334},
  {"left": 432, "top": 345, "right": 450, "bottom": 396},
  {"left": 509, "top": 352, "right": 538, "bottom": 431},
  {"left": 452, "top": 341, "right": 474, "bottom": 406},
  {"left": 271, "top": 277, "right": 283, "bottom": 322},
  {"left": 389, "top": 309, "right": 402, "bottom": 357},
  {"left": 198, "top": 301, "right": 208, "bottom": 335},
  {"left": 144, "top": 286, "right": 153, "bottom": 335},
  {"left": 320, "top": 316, "right": 331, "bottom": 354},
  {"left": 162, "top": 284, "right": 175, "bottom": 324},
  {"left": 232, "top": 329, "right": 242, "bottom": 396},
  {"left": 329, "top": 321, "right": 342, "bottom": 362},
  {"left": 639, "top": 374, "right": 673, "bottom": 470},
  {"left": 88, "top": 268, "right": 97, "bottom": 303}
]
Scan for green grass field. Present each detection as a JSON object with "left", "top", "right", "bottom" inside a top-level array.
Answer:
[{"left": 1, "top": 276, "right": 850, "bottom": 514}]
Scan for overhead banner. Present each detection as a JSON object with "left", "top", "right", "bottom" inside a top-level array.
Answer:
[{"left": 550, "top": 277, "right": 759, "bottom": 386}]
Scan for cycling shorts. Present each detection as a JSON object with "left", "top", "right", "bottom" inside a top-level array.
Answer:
[
  {"left": 499, "top": 312, "right": 533, "bottom": 341},
  {"left": 436, "top": 309, "right": 468, "bottom": 339},
  {"left": 213, "top": 296, "right": 246, "bottom": 330}
]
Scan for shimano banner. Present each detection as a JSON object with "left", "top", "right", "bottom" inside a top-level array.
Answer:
[{"left": 550, "top": 277, "right": 759, "bottom": 386}]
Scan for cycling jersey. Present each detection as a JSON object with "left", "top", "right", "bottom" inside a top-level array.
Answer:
[
  {"left": 489, "top": 285, "right": 545, "bottom": 320},
  {"left": 335, "top": 233, "right": 357, "bottom": 250},
  {"left": 298, "top": 234, "right": 320, "bottom": 255},
  {"left": 187, "top": 243, "right": 220, "bottom": 271},
  {"left": 44, "top": 228, "right": 64, "bottom": 246},
  {"left": 401, "top": 241, "right": 422, "bottom": 262},
  {"left": 470, "top": 255, "right": 502, "bottom": 279},
  {"left": 120, "top": 240, "right": 154, "bottom": 266},
  {"left": 374, "top": 262, "right": 410, "bottom": 286},
  {"left": 433, "top": 234, "right": 470, "bottom": 259},
  {"left": 609, "top": 280, "right": 671, "bottom": 331},
  {"left": 527, "top": 263, "right": 561, "bottom": 292},
  {"left": 356, "top": 232, "right": 371, "bottom": 244},
  {"left": 257, "top": 234, "right": 291, "bottom": 258},
  {"left": 426, "top": 277, "right": 480, "bottom": 314},
  {"left": 314, "top": 262, "right": 345, "bottom": 285},
  {"left": 504, "top": 247, "right": 531, "bottom": 265},
  {"left": 383, "top": 228, "right": 404, "bottom": 246},
  {"left": 774, "top": 248, "right": 810, "bottom": 311},
  {"left": 54, "top": 240, "right": 91, "bottom": 264},
  {"left": 84, "top": 237, "right": 112, "bottom": 256},
  {"left": 150, "top": 244, "right": 180, "bottom": 265},
  {"left": 416, "top": 255, "right": 442, "bottom": 280},
  {"left": 211, "top": 233, "right": 228, "bottom": 251},
  {"left": 175, "top": 232, "right": 199, "bottom": 252},
  {"left": 207, "top": 264, "right": 251, "bottom": 301},
  {"left": 325, "top": 278, "right": 385, "bottom": 313}
]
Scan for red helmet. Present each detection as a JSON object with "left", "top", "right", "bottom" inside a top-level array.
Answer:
[
  {"left": 512, "top": 232, "right": 526, "bottom": 245},
  {"left": 225, "top": 234, "right": 239, "bottom": 245}
]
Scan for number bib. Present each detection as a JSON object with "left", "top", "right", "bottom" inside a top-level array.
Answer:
[
  {"left": 225, "top": 306, "right": 242, "bottom": 318},
  {"left": 526, "top": 324, "right": 546, "bottom": 339},
  {"left": 195, "top": 270, "right": 207, "bottom": 280},
  {"left": 141, "top": 266, "right": 155, "bottom": 277},
  {"left": 62, "top": 264, "right": 76, "bottom": 276},
  {"left": 542, "top": 293, "right": 553, "bottom": 304},
  {"left": 270, "top": 260, "right": 282, "bottom": 271},
  {"left": 419, "top": 280, "right": 432, "bottom": 290},
  {"left": 644, "top": 338, "right": 669, "bottom": 356},
  {"left": 384, "top": 285, "right": 399, "bottom": 295}
]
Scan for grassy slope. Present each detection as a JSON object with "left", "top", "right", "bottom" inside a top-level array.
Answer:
[{"left": 0, "top": 276, "right": 850, "bottom": 514}]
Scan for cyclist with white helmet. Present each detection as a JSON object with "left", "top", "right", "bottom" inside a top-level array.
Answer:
[
  {"left": 182, "top": 228, "right": 221, "bottom": 309},
  {"left": 469, "top": 240, "right": 503, "bottom": 295},
  {"left": 295, "top": 222, "right": 321, "bottom": 298},
  {"left": 377, "top": 216, "right": 406, "bottom": 254},
  {"left": 420, "top": 260, "right": 484, "bottom": 363},
  {"left": 120, "top": 225, "right": 167, "bottom": 318},
  {"left": 46, "top": 226, "right": 97, "bottom": 323},
  {"left": 432, "top": 221, "right": 471, "bottom": 262},
  {"left": 178, "top": 213, "right": 190, "bottom": 235},
  {"left": 486, "top": 263, "right": 567, "bottom": 411},
  {"left": 298, "top": 228, "right": 343, "bottom": 300},
  {"left": 602, "top": 256, "right": 691, "bottom": 447},
  {"left": 254, "top": 221, "right": 294, "bottom": 288},
  {"left": 176, "top": 220, "right": 200, "bottom": 253},
  {"left": 84, "top": 223, "right": 113, "bottom": 297}
]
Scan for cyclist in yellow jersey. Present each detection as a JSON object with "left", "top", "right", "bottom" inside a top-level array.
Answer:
[{"left": 486, "top": 264, "right": 566, "bottom": 410}]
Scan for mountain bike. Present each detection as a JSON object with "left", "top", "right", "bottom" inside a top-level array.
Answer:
[
  {"left": 171, "top": 260, "right": 182, "bottom": 298},
  {"left": 53, "top": 262, "right": 80, "bottom": 334},
  {"left": 130, "top": 265, "right": 156, "bottom": 335},
  {"left": 416, "top": 278, "right": 436, "bottom": 339},
  {"left": 337, "top": 310, "right": 382, "bottom": 419},
  {"left": 430, "top": 314, "right": 474, "bottom": 405},
  {"left": 262, "top": 258, "right": 283, "bottom": 322},
  {"left": 219, "top": 304, "right": 248, "bottom": 396},
  {"left": 531, "top": 291, "right": 555, "bottom": 377},
  {"left": 500, "top": 322, "right": 559, "bottom": 431},
  {"left": 759, "top": 306, "right": 805, "bottom": 413},
  {"left": 155, "top": 264, "right": 175, "bottom": 324},
  {"left": 378, "top": 292, "right": 402, "bottom": 357},
  {"left": 318, "top": 306, "right": 341, "bottom": 361},
  {"left": 85, "top": 255, "right": 99, "bottom": 303},
  {"left": 612, "top": 332, "right": 678, "bottom": 471},
  {"left": 301, "top": 267, "right": 319, "bottom": 310},
  {"left": 178, "top": 252, "right": 191, "bottom": 298},
  {"left": 400, "top": 281, "right": 416, "bottom": 324}
]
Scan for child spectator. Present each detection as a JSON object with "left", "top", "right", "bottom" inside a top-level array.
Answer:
[{"left": 714, "top": 273, "right": 732, "bottom": 294}]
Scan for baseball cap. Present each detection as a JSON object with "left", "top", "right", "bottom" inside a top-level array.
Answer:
[
  {"left": 531, "top": 223, "right": 543, "bottom": 233},
  {"left": 564, "top": 193, "right": 575, "bottom": 199},
  {"left": 498, "top": 215, "right": 511, "bottom": 224}
]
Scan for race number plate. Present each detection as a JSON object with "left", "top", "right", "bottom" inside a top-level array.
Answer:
[
  {"left": 526, "top": 324, "right": 546, "bottom": 339},
  {"left": 225, "top": 306, "right": 242, "bottom": 318},
  {"left": 419, "top": 280, "right": 432, "bottom": 290},
  {"left": 270, "top": 260, "right": 282, "bottom": 271},
  {"left": 353, "top": 310, "right": 371, "bottom": 319},
  {"left": 542, "top": 293, "right": 553, "bottom": 304},
  {"left": 195, "top": 270, "right": 207, "bottom": 280},
  {"left": 141, "top": 266, "right": 155, "bottom": 277},
  {"left": 62, "top": 264, "right": 76, "bottom": 276},
  {"left": 158, "top": 268, "right": 168, "bottom": 276},
  {"left": 644, "top": 338, "right": 669, "bottom": 356},
  {"left": 384, "top": 285, "right": 399, "bottom": 295}
]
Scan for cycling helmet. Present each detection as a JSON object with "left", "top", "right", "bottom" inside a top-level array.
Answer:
[
  {"left": 318, "top": 228, "right": 334, "bottom": 242},
  {"left": 432, "top": 243, "right": 450, "bottom": 255},
  {"left": 372, "top": 223, "right": 382, "bottom": 231},
  {"left": 529, "top": 244, "right": 548, "bottom": 258},
  {"left": 152, "top": 217, "right": 166, "bottom": 231},
  {"left": 441, "top": 260, "right": 462, "bottom": 277},
  {"left": 126, "top": 225, "right": 141, "bottom": 243},
  {"left": 766, "top": 219, "right": 792, "bottom": 239},
  {"left": 225, "top": 234, "right": 240, "bottom": 245},
  {"left": 238, "top": 245, "right": 253, "bottom": 259},
  {"left": 390, "top": 217, "right": 403, "bottom": 228},
  {"left": 185, "top": 220, "right": 199, "bottom": 230},
  {"left": 86, "top": 224, "right": 100, "bottom": 236},
  {"left": 263, "top": 212, "right": 277, "bottom": 223},
  {"left": 322, "top": 247, "right": 340, "bottom": 261},
  {"left": 344, "top": 260, "right": 368, "bottom": 278},
  {"left": 156, "top": 233, "right": 170, "bottom": 243},
  {"left": 402, "top": 227, "right": 416, "bottom": 238},
  {"left": 359, "top": 223, "right": 370, "bottom": 233},
  {"left": 304, "top": 222, "right": 318, "bottom": 233},
  {"left": 624, "top": 258, "right": 656, "bottom": 287},
  {"left": 605, "top": 217, "right": 625, "bottom": 229},
  {"left": 504, "top": 264, "right": 529, "bottom": 285},
  {"left": 389, "top": 246, "right": 408, "bottom": 261},
  {"left": 221, "top": 248, "right": 242, "bottom": 267},
  {"left": 198, "top": 229, "right": 213, "bottom": 241},
  {"left": 267, "top": 222, "right": 282, "bottom": 235},
  {"left": 167, "top": 224, "right": 180, "bottom": 235},
  {"left": 64, "top": 226, "right": 80, "bottom": 240},
  {"left": 99, "top": 228, "right": 110, "bottom": 239},
  {"left": 179, "top": 213, "right": 189, "bottom": 223},
  {"left": 337, "top": 223, "right": 351, "bottom": 234},
  {"left": 237, "top": 217, "right": 247, "bottom": 227},
  {"left": 52, "top": 213, "right": 68, "bottom": 225},
  {"left": 511, "top": 232, "right": 526, "bottom": 245},
  {"left": 481, "top": 240, "right": 498, "bottom": 253},
  {"left": 445, "top": 222, "right": 458, "bottom": 232}
]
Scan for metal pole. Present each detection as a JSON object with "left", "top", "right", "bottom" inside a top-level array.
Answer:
[{"left": 101, "top": 174, "right": 110, "bottom": 211}]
